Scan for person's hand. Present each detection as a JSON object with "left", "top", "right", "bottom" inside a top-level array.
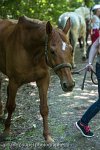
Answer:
[{"left": 86, "top": 63, "right": 93, "bottom": 72}]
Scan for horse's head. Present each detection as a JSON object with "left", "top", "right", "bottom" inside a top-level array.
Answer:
[{"left": 45, "top": 18, "right": 75, "bottom": 92}]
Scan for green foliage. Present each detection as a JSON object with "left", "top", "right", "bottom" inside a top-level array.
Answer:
[
  {"left": 84, "top": 0, "right": 95, "bottom": 7},
  {"left": 0, "top": 0, "right": 97, "bottom": 24}
]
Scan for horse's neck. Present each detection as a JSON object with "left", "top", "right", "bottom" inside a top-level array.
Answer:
[
  {"left": 11, "top": 21, "right": 47, "bottom": 61},
  {"left": 24, "top": 32, "right": 46, "bottom": 57}
]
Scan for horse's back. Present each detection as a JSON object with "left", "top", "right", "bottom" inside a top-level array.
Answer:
[
  {"left": 59, "top": 12, "right": 79, "bottom": 29},
  {"left": 58, "top": 12, "right": 86, "bottom": 33}
]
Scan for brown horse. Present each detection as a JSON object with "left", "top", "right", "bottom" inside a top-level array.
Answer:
[{"left": 0, "top": 16, "right": 75, "bottom": 143}]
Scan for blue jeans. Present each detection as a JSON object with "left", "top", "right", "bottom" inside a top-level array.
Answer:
[{"left": 81, "top": 63, "right": 100, "bottom": 125}]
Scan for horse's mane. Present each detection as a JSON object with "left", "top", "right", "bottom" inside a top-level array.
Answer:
[{"left": 17, "top": 16, "right": 46, "bottom": 30}]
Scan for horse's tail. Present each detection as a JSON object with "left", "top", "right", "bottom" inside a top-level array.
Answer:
[{"left": 69, "top": 31, "right": 74, "bottom": 52}]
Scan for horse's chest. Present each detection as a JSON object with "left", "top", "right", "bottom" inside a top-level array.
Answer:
[{"left": 12, "top": 65, "right": 48, "bottom": 83}]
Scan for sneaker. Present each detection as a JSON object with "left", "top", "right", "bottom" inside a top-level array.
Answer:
[{"left": 75, "top": 120, "right": 94, "bottom": 137}]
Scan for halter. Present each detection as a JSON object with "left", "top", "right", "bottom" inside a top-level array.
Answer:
[{"left": 45, "top": 34, "right": 72, "bottom": 72}]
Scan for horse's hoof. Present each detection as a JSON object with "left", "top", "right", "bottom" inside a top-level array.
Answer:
[
  {"left": 46, "top": 135, "right": 54, "bottom": 143},
  {"left": 0, "top": 132, "right": 12, "bottom": 142},
  {"left": 80, "top": 45, "right": 83, "bottom": 48},
  {"left": 82, "top": 56, "right": 86, "bottom": 61},
  {"left": 3, "top": 128, "right": 12, "bottom": 136}
]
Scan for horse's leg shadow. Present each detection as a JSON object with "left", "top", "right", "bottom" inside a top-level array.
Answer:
[
  {"left": 0, "top": 76, "right": 7, "bottom": 123},
  {"left": 0, "top": 78, "right": 3, "bottom": 118},
  {"left": 82, "top": 56, "right": 87, "bottom": 61},
  {"left": 0, "top": 133, "right": 7, "bottom": 142}
]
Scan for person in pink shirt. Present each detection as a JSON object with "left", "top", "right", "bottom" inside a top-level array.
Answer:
[{"left": 91, "top": 5, "right": 100, "bottom": 43}]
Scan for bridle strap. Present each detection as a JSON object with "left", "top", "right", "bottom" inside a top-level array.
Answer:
[
  {"left": 45, "top": 34, "right": 72, "bottom": 72},
  {"left": 53, "top": 63, "right": 72, "bottom": 71}
]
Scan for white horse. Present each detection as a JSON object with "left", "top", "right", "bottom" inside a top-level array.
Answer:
[
  {"left": 75, "top": 6, "right": 92, "bottom": 46},
  {"left": 58, "top": 7, "right": 91, "bottom": 68},
  {"left": 75, "top": 6, "right": 90, "bottom": 19},
  {"left": 58, "top": 12, "right": 86, "bottom": 68}
]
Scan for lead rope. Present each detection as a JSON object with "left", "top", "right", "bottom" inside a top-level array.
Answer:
[
  {"left": 81, "top": 68, "right": 88, "bottom": 90},
  {"left": 72, "top": 67, "right": 98, "bottom": 90},
  {"left": 81, "top": 69, "right": 97, "bottom": 90}
]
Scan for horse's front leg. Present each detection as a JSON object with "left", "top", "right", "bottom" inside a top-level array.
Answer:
[
  {"left": 36, "top": 74, "right": 54, "bottom": 143},
  {"left": 0, "top": 77, "right": 3, "bottom": 118},
  {"left": 4, "top": 79, "right": 19, "bottom": 134}
]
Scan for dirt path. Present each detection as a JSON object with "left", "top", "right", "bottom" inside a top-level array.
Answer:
[{"left": 0, "top": 47, "right": 100, "bottom": 150}]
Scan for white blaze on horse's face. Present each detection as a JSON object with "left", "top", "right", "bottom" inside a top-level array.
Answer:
[{"left": 62, "top": 41, "right": 67, "bottom": 51}]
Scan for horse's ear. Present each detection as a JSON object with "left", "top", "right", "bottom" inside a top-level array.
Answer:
[
  {"left": 46, "top": 21, "right": 52, "bottom": 35},
  {"left": 63, "top": 17, "right": 71, "bottom": 34}
]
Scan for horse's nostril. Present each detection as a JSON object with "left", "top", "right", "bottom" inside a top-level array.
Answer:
[
  {"left": 63, "top": 81, "right": 75, "bottom": 89},
  {"left": 63, "top": 82, "right": 67, "bottom": 89},
  {"left": 61, "top": 81, "right": 75, "bottom": 92}
]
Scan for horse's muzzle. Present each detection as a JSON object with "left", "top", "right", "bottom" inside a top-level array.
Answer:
[{"left": 61, "top": 80, "right": 75, "bottom": 92}]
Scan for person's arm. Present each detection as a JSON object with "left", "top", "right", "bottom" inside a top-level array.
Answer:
[
  {"left": 86, "top": 37, "right": 99, "bottom": 71},
  {"left": 88, "top": 37, "right": 99, "bottom": 64}
]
